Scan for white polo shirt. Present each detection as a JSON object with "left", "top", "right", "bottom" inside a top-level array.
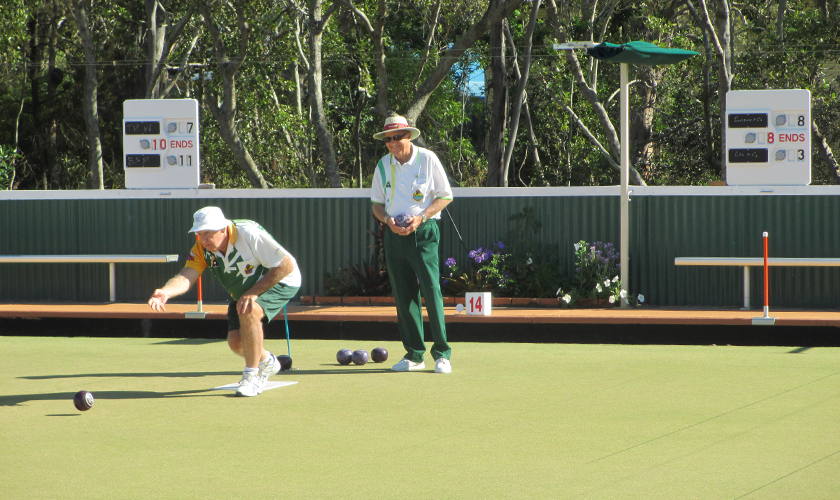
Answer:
[
  {"left": 185, "top": 220, "right": 301, "bottom": 300},
  {"left": 370, "top": 146, "right": 453, "bottom": 218}
]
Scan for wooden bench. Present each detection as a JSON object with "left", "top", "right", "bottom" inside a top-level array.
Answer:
[
  {"left": 675, "top": 257, "right": 840, "bottom": 309},
  {"left": 0, "top": 255, "right": 179, "bottom": 302}
]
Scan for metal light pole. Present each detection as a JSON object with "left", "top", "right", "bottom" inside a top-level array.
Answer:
[
  {"left": 619, "top": 62, "right": 630, "bottom": 307},
  {"left": 555, "top": 42, "right": 631, "bottom": 307},
  {"left": 555, "top": 41, "right": 697, "bottom": 308}
]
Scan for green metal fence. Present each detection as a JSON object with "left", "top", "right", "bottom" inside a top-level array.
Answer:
[{"left": 1, "top": 187, "right": 837, "bottom": 308}]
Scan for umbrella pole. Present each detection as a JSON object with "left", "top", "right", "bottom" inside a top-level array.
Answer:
[{"left": 620, "top": 62, "right": 630, "bottom": 308}]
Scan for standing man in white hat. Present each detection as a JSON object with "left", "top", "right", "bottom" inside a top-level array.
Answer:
[
  {"left": 147, "top": 206, "right": 302, "bottom": 396},
  {"left": 370, "top": 115, "right": 454, "bottom": 373}
]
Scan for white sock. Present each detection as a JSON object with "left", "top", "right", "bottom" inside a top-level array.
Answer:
[{"left": 244, "top": 367, "right": 258, "bottom": 375}]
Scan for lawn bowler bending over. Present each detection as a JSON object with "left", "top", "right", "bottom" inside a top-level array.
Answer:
[
  {"left": 148, "top": 207, "right": 301, "bottom": 397},
  {"left": 370, "top": 115, "right": 453, "bottom": 373}
]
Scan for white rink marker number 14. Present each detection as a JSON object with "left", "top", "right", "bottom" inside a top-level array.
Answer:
[{"left": 465, "top": 292, "right": 492, "bottom": 316}]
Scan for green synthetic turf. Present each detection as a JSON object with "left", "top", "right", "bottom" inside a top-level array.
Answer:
[{"left": 2, "top": 336, "right": 839, "bottom": 499}]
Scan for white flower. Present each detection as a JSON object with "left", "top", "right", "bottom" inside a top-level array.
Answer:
[
  {"left": 562, "top": 294, "right": 572, "bottom": 303},
  {"left": 609, "top": 295, "right": 616, "bottom": 304},
  {"left": 604, "top": 279, "right": 611, "bottom": 287},
  {"left": 526, "top": 258, "right": 533, "bottom": 265},
  {"left": 556, "top": 288, "right": 562, "bottom": 297},
  {"left": 612, "top": 276, "right": 619, "bottom": 283},
  {"left": 619, "top": 289, "right": 628, "bottom": 299},
  {"left": 595, "top": 284, "right": 603, "bottom": 293},
  {"left": 638, "top": 294, "right": 645, "bottom": 303},
  {"left": 574, "top": 243, "right": 581, "bottom": 251}
]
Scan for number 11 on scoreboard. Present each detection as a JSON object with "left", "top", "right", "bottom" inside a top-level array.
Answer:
[{"left": 465, "top": 292, "right": 492, "bottom": 316}]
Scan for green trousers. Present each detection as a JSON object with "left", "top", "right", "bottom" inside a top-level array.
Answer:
[{"left": 384, "top": 220, "right": 451, "bottom": 363}]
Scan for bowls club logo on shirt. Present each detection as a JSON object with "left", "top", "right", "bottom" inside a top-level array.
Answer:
[
  {"left": 236, "top": 260, "right": 257, "bottom": 282},
  {"left": 412, "top": 189, "right": 423, "bottom": 201}
]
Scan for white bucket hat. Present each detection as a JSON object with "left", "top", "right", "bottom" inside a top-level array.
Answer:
[
  {"left": 189, "top": 206, "right": 230, "bottom": 233},
  {"left": 373, "top": 115, "right": 421, "bottom": 141}
]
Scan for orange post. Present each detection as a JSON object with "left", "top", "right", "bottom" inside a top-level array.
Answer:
[
  {"left": 752, "top": 231, "right": 776, "bottom": 326},
  {"left": 762, "top": 231, "right": 769, "bottom": 317}
]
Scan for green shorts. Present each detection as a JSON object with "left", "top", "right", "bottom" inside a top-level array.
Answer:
[{"left": 227, "top": 284, "right": 300, "bottom": 332}]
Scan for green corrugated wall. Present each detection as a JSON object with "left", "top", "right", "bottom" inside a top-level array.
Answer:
[{"left": 1, "top": 189, "right": 838, "bottom": 308}]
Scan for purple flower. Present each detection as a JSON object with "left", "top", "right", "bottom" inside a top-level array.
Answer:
[
  {"left": 442, "top": 278, "right": 450, "bottom": 285},
  {"left": 474, "top": 256, "right": 482, "bottom": 263},
  {"left": 468, "top": 250, "right": 477, "bottom": 258},
  {"left": 445, "top": 257, "right": 456, "bottom": 267},
  {"left": 497, "top": 241, "right": 505, "bottom": 249}
]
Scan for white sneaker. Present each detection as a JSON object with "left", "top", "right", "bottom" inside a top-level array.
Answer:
[
  {"left": 391, "top": 359, "right": 425, "bottom": 372},
  {"left": 258, "top": 353, "right": 281, "bottom": 385},
  {"left": 235, "top": 371, "right": 262, "bottom": 397},
  {"left": 434, "top": 358, "right": 452, "bottom": 374}
]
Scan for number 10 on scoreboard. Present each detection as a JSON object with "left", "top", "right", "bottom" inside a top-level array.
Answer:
[{"left": 465, "top": 292, "right": 492, "bottom": 316}]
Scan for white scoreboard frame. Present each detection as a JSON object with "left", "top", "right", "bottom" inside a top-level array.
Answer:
[
  {"left": 123, "top": 99, "right": 200, "bottom": 189},
  {"left": 725, "top": 89, "right": 811, "bottom": 186}
]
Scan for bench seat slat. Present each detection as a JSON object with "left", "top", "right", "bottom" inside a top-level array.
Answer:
[
  {"left": 0, "top": 255, "right": 179, "bottom": 264},
  {"left": 675, "top": 257, "right": 840, "bottom": 267}
]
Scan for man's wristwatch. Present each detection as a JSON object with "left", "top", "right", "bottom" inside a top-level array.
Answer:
[{"left": 421, "top": 214, "right": 427, "bottom": 224}]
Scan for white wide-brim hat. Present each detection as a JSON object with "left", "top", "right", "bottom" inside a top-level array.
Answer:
[
  {"left": 373, "top": 115, "right": 421, "bottom": 141},
  {"left": 189, "top": 206, "right": 230, "bottom": 233}
]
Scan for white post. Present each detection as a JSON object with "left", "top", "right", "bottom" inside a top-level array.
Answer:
[
  {"left": 109, "top": 262, "right": 117, "bottom": 302},
  {"left": 620, "top": 62, "right": 630, "bottom": 308},
  {"left": 742, "top": 266, "right": 750, "bottom": 310}
]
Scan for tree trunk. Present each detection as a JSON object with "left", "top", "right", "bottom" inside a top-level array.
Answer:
[
  {"left": 629, "top": 65, "right": 664, "bottom": 177},
  {"left": 27, "top": 14, "right": 44, "bottom": 184},
  {"left": 813, "top": 120, "right": 840, "bottom": 183},
  {"left": 522, "top": 100, "right": 542, "bottom": 184},
  {"left": 47, "top": 9, "right": 61, "bottom": 189},
  {"left": 698, "top": 0, "right": 734, "bottom": 181},
  {"left": 145, "top": 0, "right": 164, "bottom": 98},
  {"left": 70, "top": 0, "right": 104, "bottom": 189},
  {"left": 404, "top": 0, "right": 524, "bottom": 123},
  {"left": 485, "top": 4, "right": 507, "bottom": 187},
  {"left": 501, "top": 0, "right": 540, "bottom": 187},
  {"left": 776, "top": 0, "right": 788, "bottom": 42},
  {"left": 338, "top": 0, "right": 524, "bottom": 125},
  {"left": 144, "top": 3, "right": 194, "bottom": 99},
  {"left": 685, "top": 1, "right": 718, "bottom": 172},
  {"left": 201, "top": 2, "right": 268, "bottom": 188},
  {"left": 308, "top": 0, "right": 343, "bottom": 188},
  {"left": 544, "top": 0, "right": 647, "bottom": 186}
]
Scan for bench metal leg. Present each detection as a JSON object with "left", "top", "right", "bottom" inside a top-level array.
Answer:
[
  {"left": 109, "top": 263, "right": 116, "bottom": 302},
  {"left": 742, "top": 266, "right": 750, "bottom": 310}
]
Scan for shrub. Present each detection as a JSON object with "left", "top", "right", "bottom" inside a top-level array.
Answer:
[
  {"left": 441, "top": 242, "right": 512, "bottom": 295},
  {"left": 556, "top": 240, "right": 644, "bottom": 307}
]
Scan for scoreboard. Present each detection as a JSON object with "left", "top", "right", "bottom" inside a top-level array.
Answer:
[
  {"left": 123, "top": 99, "right": 200, "bottom": 189},
  {"left": 725, "top": 89, "right": 810, "bottom": 186}
]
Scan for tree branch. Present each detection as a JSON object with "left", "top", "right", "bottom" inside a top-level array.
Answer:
[{"left": 405, "top": 0, "right": 525, "bottom": 123}]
